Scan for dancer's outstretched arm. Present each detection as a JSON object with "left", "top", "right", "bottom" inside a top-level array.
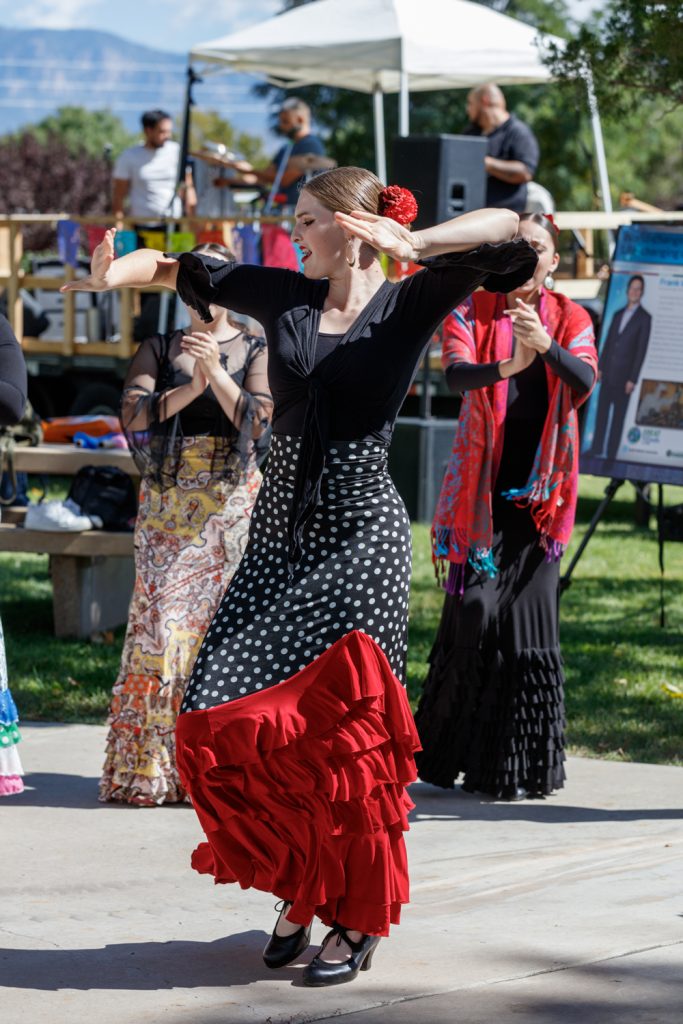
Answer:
[
  {"left": 61, "top": 229, "right": 178, "bottom": 294},
  {"left": 335, "top": 207, "right": 519, "bottom": 263}
]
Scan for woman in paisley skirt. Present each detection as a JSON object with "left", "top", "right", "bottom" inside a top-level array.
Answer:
[
  {"left": 99, "top": 244, "right": 272, "bottom": 806},
  {"left": 64, "top": 171, "right": 536, "bottom": 984}
]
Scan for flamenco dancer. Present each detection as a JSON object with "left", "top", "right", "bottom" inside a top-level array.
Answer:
[
  {"left": 63, "top": 168, "right": 535, "bottom": 985},
  {"left": 415, "top": 213, "right": 597, "bottom": 801}
]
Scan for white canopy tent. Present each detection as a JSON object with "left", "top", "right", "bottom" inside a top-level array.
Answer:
[{"left": 190, "top": 0, "right": 612, "bottom": 211}]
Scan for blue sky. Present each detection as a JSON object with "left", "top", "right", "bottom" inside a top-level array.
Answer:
[
  {"left": 0, "top": 0, "right": 603, "bottom": 53},
  {"left": 0, "top": 0, "right": 604, "bottom": 142},
  {"left": 0, "top": 0, "right": 282, "bottom": 52}
]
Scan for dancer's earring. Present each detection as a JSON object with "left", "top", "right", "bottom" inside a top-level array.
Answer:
[{"left": 544, "top": 272, "right": 555, "bottom": 289}]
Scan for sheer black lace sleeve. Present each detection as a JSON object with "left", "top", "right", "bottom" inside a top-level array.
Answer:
[
  {"left": 121, "top": 330, "right": 272, "bottom": 492},
  {"left": 227, "top": 335, "right": 273, "bottom": 465}
]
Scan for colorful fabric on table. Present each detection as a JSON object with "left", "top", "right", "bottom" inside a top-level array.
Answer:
[
  {"left": 57, "top": 220, "right": 81, "bottom": 268},
  {"left": 73, "top": 431, "right": 128, "bottom": 450},
  {"left": 261, "top": 224, "right": 299, "bottom": 271},
  {"left": 0, "top": 617, "right": 24, "bottom": 796},
  {"left": 42, "top": 415, "right": 122, "bottom": 443},
  {"left": 114, "top": 230, "right": 138, "bottom": 258},
  {"left": 233, "top": 224, "right": 260, "bottom": 265},
  {"left": 84, "top": 225, "right": 108, "bottom": 256},
  {"left": 432, "top": 288, "right": 597, "bottom": 585},
  {"left": 138, "top": 230, "right": 166, "bottom": 252},
  {"left": 99, "top": 437, "right": 261, "bottom": 806},
  {"left": 196, "top": 228, "right": 229, "bottom": 248},
  {"left": 169, "top": 231, "right": 196, "bottom": 253}
]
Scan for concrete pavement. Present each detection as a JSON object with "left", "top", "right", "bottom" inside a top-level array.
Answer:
[{"left": 2, "top": 722, "right": 682, "bottom": 1024}]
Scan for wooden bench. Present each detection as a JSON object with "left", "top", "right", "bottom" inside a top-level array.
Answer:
[
  {"left": 0, "top": 445, "right": 138, "bottom": 637},
  {"left": 12, "top": 443, "right": 140, "bottom": 478}
]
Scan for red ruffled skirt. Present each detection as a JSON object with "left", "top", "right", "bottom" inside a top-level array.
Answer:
[{"left": 176, "top": 630, "right": 420, "bottom": 937}]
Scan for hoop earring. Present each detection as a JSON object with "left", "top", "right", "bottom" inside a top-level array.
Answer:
[
  {"left": 346, "top": 240, "right": 357, "bottom": 268},
  {"left": 544, "top": 273, "right": 555, "bottom": 290}
]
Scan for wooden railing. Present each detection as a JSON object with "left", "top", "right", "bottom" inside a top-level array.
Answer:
[{"left": 0, "top": 213, "right": 284, "bottom": 360}]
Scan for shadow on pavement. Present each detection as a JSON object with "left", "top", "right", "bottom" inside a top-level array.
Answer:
[
  {"left": 4, "top": 773, "right": 193, "bottom": 810},
  {"left": 408, "top": 782, "right": 683, "bottom": 824},
  {"left": 0, "top": 931, "right": 289, "bottom": 990}
]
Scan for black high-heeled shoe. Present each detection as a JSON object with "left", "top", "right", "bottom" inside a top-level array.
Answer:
[
  {"left": 262, "top": 900, "right": 312, "bottom": 969},
  {"left": 302, "top": 924, "right": 380, "bottom": 987}
]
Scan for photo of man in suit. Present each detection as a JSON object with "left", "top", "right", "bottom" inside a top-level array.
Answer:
[{"left": 589, "top": 274, "right": 652, "bottom": 460}]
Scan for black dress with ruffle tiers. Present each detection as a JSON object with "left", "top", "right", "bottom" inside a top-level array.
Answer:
[{"left": 415, "top": 347, "right": 592, "bottom": 798}]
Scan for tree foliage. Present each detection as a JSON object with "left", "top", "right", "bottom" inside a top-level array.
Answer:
[
  {"left": 26, "top": 106, "right": 137, "bottom": 161},
  {"left": 0, "top": 131, "right": 111, "bottom": 249},
  {"left": 547, "top": 1, "right": 683, "bottom": 116}
]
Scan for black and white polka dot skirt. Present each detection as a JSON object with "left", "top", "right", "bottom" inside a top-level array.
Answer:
[
  {"left": 182, "top": 433, "right": 412, "bottom": 712},
  {"left": 175, "top": 434, "right": 420, "bottom": 936}
]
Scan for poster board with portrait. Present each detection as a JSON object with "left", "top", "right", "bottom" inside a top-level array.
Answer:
[{"left": 581, "top": 224, "right": 683, "bottom": 486}]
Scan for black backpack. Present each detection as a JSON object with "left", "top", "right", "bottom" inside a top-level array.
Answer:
[{"left": 66, "top": 465, "right": 137, "bottom": 531}]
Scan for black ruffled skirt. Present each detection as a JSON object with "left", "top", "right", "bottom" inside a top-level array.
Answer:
[{"left": 415, "top": 419, "right": 567, "bottom": 796}]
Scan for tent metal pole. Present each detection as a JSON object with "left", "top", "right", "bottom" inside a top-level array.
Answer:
[
  {"left": 373, "top": 85, "right": 387, "bottom": 182},
  {"left": 399, "top": 69, "right": 410, "bottom": 136},
  {"left": 585, "top": 65, "right": 612, "bottom": 214},
  {"left": 178, "top": 65, "right": 201, "bottom": 187}
]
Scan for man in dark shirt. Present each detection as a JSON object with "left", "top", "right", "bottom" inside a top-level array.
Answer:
[
  {"left": 230, "top": 98, "right": 327, "bottom": 209},
  {"left": 464, "top": 83, "right": 540, "bottom": 212}
]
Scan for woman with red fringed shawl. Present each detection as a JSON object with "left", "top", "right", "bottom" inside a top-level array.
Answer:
[{"left": 415, "top": 213, "right": 598, "bottom": 802}]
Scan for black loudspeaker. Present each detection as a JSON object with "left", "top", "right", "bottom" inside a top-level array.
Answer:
[
  {"left": 393, "top": 134, "right": 488, "bottom": 229},
  {"left": 388, "top": 417, "right": 458, "bottom": 522}
]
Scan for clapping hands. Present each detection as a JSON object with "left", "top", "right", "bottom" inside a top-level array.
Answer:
[{"left": 504, "top": 298, "right": 551, "bottom": 354}]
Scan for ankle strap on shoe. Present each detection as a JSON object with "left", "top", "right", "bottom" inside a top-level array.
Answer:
[{"left": 328, "top": 923, "right": 366, "bottom": 953}]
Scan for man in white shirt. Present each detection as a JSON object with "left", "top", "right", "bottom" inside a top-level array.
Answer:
[{"left": 112, "top": 109, "right": 181, "bottom": 221}]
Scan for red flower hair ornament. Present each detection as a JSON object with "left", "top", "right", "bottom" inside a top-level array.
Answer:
[{"left": 378, "top": 185, "right": 418, "bottom": 226}]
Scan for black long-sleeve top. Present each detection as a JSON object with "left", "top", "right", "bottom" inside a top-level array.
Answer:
[
  {"left": 0, "top": 314, "right": 27, "bottom": 426},
  {"left": 171, "top": 240, "right": 538, "bottom": 562},
  {"left": 445, "top": 339, "right": 595, "bottom": 420}
]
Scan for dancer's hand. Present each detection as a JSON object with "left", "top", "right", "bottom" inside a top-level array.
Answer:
[
  {"left": 181, "top": 332, "right": 222, "bottom": 381},
  {"left": 334, "top": 210, "right": 419, "bottom": 262},
  {"left": 498, "top": 337, "right": 537, "bottom": 378},
  {"left": 61, "top": 228, "right": 116, "bottom": 292},
  {"left": 504, "top": 299, "right": 551, "bottom": 353}
]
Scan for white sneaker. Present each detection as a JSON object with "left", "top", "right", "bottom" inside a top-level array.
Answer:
[{"left": 25, "top": 501, "right": 96, "bottom": 532}]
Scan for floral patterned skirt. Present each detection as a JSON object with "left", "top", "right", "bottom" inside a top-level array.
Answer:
[
  {"left": 0, "top": 616, "right": 24, "bottom": 797},
  {"left": 99, "top": 437, "right": 261, "bottom": 806}
]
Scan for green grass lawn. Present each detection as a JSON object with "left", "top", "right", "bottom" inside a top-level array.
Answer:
[{"left": 1, "top": 475, "right": 682, "bottom": 764}]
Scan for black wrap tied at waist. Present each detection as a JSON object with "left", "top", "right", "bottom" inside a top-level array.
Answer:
[{"left": 287, "top": 377, "right": 331, "bottom": 569}]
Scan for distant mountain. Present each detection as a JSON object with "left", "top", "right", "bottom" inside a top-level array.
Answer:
[{"left": 0, "top": 27, "right": 271, "bottom": 141}]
